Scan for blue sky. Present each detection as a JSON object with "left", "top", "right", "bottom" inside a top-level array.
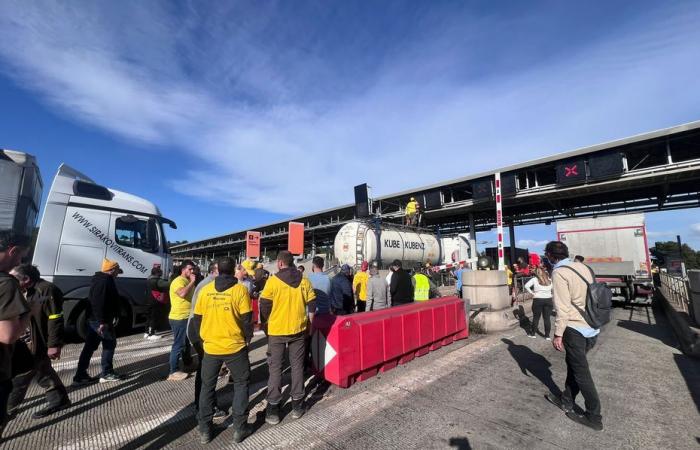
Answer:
[{"left": 1, "top": 1, "right": 700, "bottom": 252}]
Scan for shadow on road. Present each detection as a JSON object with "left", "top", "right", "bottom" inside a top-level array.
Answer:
[
  {"left": 118, "top": 404, "right": 196, "bottom": 450},
  {"left": 449, "top": 437, "right": 472, "bottom": 449},
  {"left": 501, "top": 338, "right": 560, "bottom": 396},
  {"left": 512, "top": 305, "right": 532, "bottom": 336}
]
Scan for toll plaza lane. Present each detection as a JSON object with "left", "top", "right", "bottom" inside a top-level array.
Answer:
[{"left": 2, "top": 305, "right": 699, "bottom": 449}]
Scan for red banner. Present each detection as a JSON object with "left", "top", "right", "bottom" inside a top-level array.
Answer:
[{"left": 288, "top": 222, "right": 305, "bottom": 255}]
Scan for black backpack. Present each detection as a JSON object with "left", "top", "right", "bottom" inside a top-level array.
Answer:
[{"left": 560, "top": 265, "right": 613, "bottom": 329}]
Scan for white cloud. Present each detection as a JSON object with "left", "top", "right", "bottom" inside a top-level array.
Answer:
[
  {"left": 517, "top": 239, "right": 549, "bottom": 249},
  {"left": 1, "top": 2, "right": 700, "bottom": 216},
  {"left": 647, "top": 230, "right": 677, "bottom": 238},
  {"left": 690, "top": 224, "right": 700, "bottom": 235}
]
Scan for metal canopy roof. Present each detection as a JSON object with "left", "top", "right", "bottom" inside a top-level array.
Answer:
[{"left": 172, "top": 120, "right": 700, "bottom": 259}]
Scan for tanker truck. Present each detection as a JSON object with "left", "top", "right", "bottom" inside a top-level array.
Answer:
[{"left": 333, "top": 220, "right": 476, "bottom": 268}]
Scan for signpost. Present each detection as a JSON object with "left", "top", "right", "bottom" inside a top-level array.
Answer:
[
  {"left": 495, "top": 173, "right": 504, "bottom": 270},
  {"left": 288, "top": 222, "right": 305, "bottom": 255},
  {"left": 246, "top": 231, "right": 261, "bottom": 259}
]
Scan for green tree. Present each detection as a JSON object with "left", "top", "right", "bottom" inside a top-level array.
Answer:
[{"left": 652, "top": 241, "right": 700, "bottom": 270}]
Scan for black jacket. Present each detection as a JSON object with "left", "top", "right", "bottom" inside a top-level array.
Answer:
[
  {"left": 390, "top": 269, "right": 414, "bottom": 305},
  {"left": 25, "top": 279, "right": 65, "bottom": 354},
  {"left": 88, "top": 272, "right": 120, "bottom": 324}
]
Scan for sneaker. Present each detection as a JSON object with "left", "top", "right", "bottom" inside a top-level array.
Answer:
[
  {"left": 265, "top": 403, "right": 280, "bottom": 425},
  {"left": 213, "top": 406, "right": 227, "bottom": 419},
  {"left": 32, "top": 399, "right": 72, "bottom": 419},
  {"left": 566, "top": 411, "right": 603, "bottom": 431},
  {"left": 147, "top": 334, "right": 162, "bottom": 340},
  {"left": 99, "top": 373, "right": 124, "bottom": 383},
  {"left": 544, "top": 393, "right": 572, "bottom": 413},
  {"left": 166, "top": 371, "right": 189, "bottom": 381},
  {"left": 545, "top": 336, "right": 552, "bottom": 341},
  {"left": 143, "top": 333, "right": 150, "bottom": 339},
  {"left": 71, "top": 375, "right": 98, "bottom": 387},
  {"left": 233, "top": 422, "right": 253, "bottom": 443},
  {"left": 527, "top": 333, "right": 537, "bottom": 339},
  {"left": 199, "top": 425, "right": 213, "bottom": 444},
  {"left": 290, "top": 399, "right": 305, "bottom": 419}
]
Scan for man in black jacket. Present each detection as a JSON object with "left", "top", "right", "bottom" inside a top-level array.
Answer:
[
  {"left": 389, "top": 260, "right": 414, "bottom": 305},
  {"left": 72, "top": 258, "right": 124, "bottom": 386},
  {"left": 8, "top": 264, "right": 70, "bottom": 418}
]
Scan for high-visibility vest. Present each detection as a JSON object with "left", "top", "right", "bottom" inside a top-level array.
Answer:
[{"left": 413, "top": 274, "right": 430, "bottom": 301}]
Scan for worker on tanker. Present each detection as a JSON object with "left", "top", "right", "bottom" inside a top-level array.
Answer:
[
  {"left": 352, "top": 261, "right": 369, "bottom": 312},
  {"left": 405, "top": 197, "right": 419, "bottom": 226}
]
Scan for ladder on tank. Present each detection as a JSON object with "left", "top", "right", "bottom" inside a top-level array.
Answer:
[{"left": 355, "top": 222, "right": 369, "bottom": 268}]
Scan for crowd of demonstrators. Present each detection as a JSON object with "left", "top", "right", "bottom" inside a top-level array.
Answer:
[
  {"left": 352, "top": 261, "right": 369, "bottom": 312},
  {"left": 544, "top": 241, "right": 604, "bottom": 431},
  {"left": 73, "top": 258, "right": 124, "bottom": 386},
  {"left": 330, "top": 264, "right": 354, "bottom": 315},
  {"left": 7, "top": 264, "right": 70, "bottom": 419},
  {"left": 192, "top": 257, "right": 253, "bottom": 444},
  {"left": 145, "top": 266, "right": 169, "bottom": 340},
  {"left": 259, "top": 251, "right": 316, "bottom": 426},
  {"left": 524, "top": 266, "right": 554, "bottom": 340},
  {"left": 366, "top": 264, "right": 388, "bottom": 310},
  {"left": 167, "top": 261, "right": 197, "bottom": 381},
  {"left": 307, "top": 257, "right": 331, "bottom": 314}
]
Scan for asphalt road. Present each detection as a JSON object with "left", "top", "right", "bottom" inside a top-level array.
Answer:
[{"left": 2, "top": 304, "right": 699, "bottom": 449}]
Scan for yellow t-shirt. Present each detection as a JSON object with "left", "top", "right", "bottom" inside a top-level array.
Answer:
[
  {"left": 353, "top": 271, "right": 369, "bottom": 301},
  {"left": 169, "top": 276, "right": 193, "bottom": 320},
  {"left": 406, "top": 201, "right": 418, "bottom": 215},
  {"left": 194, "top": 282, "right": 251, "bottom": 355},
  {"left": 260, "top": 275, "right": 316, "bottom": 336}
]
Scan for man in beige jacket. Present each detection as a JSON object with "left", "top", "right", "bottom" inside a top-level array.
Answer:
[{"left": 544, "top": 241, "right": 603, "bottom": 431}]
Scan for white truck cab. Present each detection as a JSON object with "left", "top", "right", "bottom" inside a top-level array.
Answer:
[{"left": 33, "top": 164, "right": 176, "bottom": 338}]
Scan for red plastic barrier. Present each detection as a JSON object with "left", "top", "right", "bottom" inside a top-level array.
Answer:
[{"left": 310, "top": 296, "right": 468, "bottom": 388}]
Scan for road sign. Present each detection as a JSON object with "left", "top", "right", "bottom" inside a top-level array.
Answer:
[{"left": 246, "top": 231, "right": 261, "bottom": 258}]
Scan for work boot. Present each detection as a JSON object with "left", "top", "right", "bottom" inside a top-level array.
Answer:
[
  {"left": 265, "top": 403, "right": 280, "bottom": 425},
  {"left": 199, "top": 424, "right": 213, "bottom": 444},
  {"left": 566, "top": 411, "right": 603, "bottom": 431},
  {"left": 544, "top": 393, "right": 572, "bottom": 413},
  {"left": 32, "top": 398, "right": 72, "bottom": 419},
  {"left": 71, "top": 375, "right": 98, "bottom": 388},
  {"left": 233, "top": 422, "right": 254, "bottom": 443},
  {"left": 290, "top": 399, "right": 305, "bottom": 419}
]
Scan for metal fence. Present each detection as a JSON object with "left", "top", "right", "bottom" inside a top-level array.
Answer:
[{"left": 658, "top": 271, "right": 691, "bottom": 314}]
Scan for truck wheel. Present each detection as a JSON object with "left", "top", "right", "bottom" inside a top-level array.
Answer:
[{"left": 76, "top": 309, "right": 88, "bottom": 341}]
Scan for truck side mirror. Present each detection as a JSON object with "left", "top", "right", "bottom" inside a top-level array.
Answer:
[{"left": 147, "top": 218, "right": 159, "bottom": 253}]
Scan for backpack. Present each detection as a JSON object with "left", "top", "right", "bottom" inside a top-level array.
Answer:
[{"left": 559, "top": 265, "right": 612, "bottom": 329}]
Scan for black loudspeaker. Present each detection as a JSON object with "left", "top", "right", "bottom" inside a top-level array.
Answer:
[
  {"left": 424, "top": 191, "right": 442, "bottom": 210},
  {"left": 588, "top": 152, "right": 624, "bottom": 180},
  {"left": 472, "top": 180, "right": 493, "bottom": 200},
  {"left": 556, "top": 159, "right": 586, "bottom": 185},
  {"left": 354, "top": 183, "right": 370, "bottom": 217},
  {"left": 500, "top": 173, "right": 517, "bottom": 196}
]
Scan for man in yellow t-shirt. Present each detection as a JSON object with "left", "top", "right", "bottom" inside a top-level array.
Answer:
[
  {"left": 167, "top": 260, "right": 196, "bottom": 381},
  {"left": 192, "top": 257, "right": 253, "bottom": 444},
  {"left": 259, "top": 251, "right": 316, "bottom": 425},
  {"left": 353, "top": 261, "right": 370, "bottom": 312}
]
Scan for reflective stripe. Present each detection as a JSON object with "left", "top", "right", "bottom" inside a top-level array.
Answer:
[
  {"left": 48, "top": 313, "right": 63, "bottom": 320},
  {"left": 413, "top": 274, "right": 430, "bottom": 301}
]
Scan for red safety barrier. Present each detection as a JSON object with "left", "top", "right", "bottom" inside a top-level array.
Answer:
[{"left": 310, "top": 296, "right": 468, "bottom": 388}]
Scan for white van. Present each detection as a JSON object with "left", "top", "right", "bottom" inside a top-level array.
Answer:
[{"left": 32, "top": 164, "right": 176, "bottom": 338}]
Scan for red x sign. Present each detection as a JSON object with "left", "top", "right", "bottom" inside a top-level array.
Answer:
[{"left": 565, "top": 165, "right": 578, "bottom": 177}]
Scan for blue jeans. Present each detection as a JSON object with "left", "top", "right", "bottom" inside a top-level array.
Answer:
[
  {"left": 169, "top": 319, "right": 192, "bottom": 374},
  {"left": 75, "top": 321, "right": 117, "bottom": 378}
]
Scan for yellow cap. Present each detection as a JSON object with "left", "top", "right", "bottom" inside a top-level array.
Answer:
[{"left": 101, "top": 258, "right": 123, "bottom": 273}]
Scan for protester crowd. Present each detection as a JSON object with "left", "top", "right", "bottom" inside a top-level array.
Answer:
[{"left": 0, "top": 228, "right": 605, "bottom": 445}]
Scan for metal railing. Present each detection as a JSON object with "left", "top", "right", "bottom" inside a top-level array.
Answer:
[{"left": 658, "top": 271, "right": 691, "bottom": 314}]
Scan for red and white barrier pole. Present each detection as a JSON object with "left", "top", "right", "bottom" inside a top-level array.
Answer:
[{"left": 495, "top": 172, "right": 504, "bottom": 271}]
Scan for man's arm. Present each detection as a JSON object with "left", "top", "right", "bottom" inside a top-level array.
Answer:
[
  {"left": 176, "top": 276, "right": 195, "bottom": 298},
  {"left": 390, "top": 274, "right": 398, "bottom": 298},
  {"left": 551, "top": 270, "right": 573, "bottom": 338},
  {"left": 46, "top": 286, "right": 65, "bottom": 358}
]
